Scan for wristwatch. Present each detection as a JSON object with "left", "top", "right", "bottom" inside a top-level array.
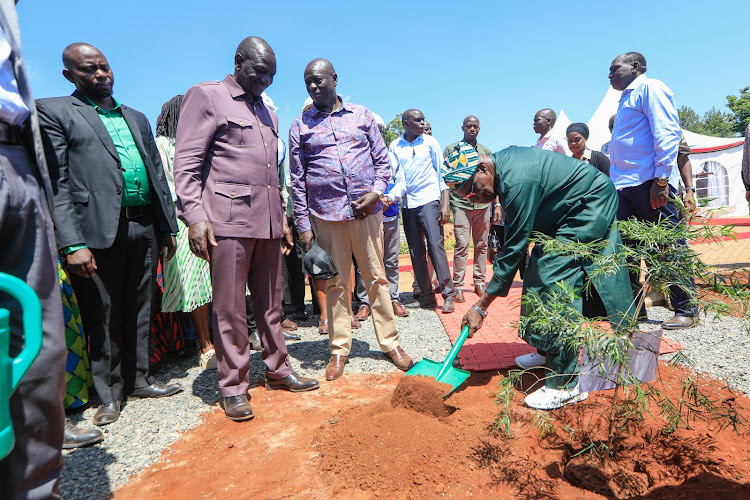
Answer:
[
  {"left": 656, "top": 175, "right": 669, "bottom": 187},
  {"left": 373, "top": 189, "right": 384, "bottom": 197},
  {"left": 684, "top": 186, "right": 696, "bottom": 193},
  {"left": 471, "top": 304, "right": 487, "bottom": 318}
]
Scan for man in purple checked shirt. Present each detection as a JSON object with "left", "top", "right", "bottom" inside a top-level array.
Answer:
[{"left": 289, "top": 58, "right": 414, "bottom": 381}]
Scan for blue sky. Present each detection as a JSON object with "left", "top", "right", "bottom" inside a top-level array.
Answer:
[{"left": 17, "top": 1, "right": 750, "bottom": 149}]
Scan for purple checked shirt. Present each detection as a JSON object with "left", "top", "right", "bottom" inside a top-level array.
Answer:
[{"left": 289, "top": 100, "right": 390, "bottom": 233}]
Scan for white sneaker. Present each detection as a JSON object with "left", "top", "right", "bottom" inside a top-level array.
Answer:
[
  {"left": 515, "top": 352, "right": 546, "bottom": 369},
  {"left": 524, "top": 385, "right": 588, "bottom": 410},
  {"left": 199, "top": 349, "right": 217, "bottom": 370}
]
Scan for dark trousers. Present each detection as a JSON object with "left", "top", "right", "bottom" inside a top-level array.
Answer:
[
  {"left": 402, "top": 200, "right": 455, "bottom": 302},
  {"left": 0, "top": 145, "right": 66, "bottom": 499},
  {"left": 616, "top": 181, "right": 697, "bottom": 316},
  {"left": 284, "top": 219, "right": 306, "bottom": 316},
  {"left": 72, "top": 213, "right": 158, "bottom": 403}
]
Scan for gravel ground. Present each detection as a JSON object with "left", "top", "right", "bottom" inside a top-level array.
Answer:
[
  {"left": 651, "top": 305, "right": 750, "bottom": 395},
  {"left": 60, "top": 297, "right": 452, "bottom": 499}
]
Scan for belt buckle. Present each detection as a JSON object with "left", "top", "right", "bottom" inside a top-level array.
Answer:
[{"left": 125, "top": 206, "right": 139, "bottom": 219}]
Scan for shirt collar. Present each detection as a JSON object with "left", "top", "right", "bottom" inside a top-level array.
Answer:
[
  {"left": 582, "top": 148, "right": 592, "bottom": 162},
  {"left": 85, "top": 95, "right": 121, "bottom": 113},
  {"left": 399, "top": 133, "right": 424, "bottom": 146},
  {"left": 624, "top": 73, "right": 648, "bottom": 92},
  {"left": 308, "top": 95, "right": 351, "bottom": 117},
  {"left": 222, "top": 74, "right": 262, "bottom": 103}
]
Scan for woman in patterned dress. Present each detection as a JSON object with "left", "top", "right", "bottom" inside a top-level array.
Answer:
[{"left": 155, "top": 95, "right": 216, "bottom": 370}]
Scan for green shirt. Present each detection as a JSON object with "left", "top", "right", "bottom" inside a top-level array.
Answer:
[
  {"left": 64, "top": 97, "right": 153, "bottom": 255},
  {"left": 89, "top": 96, "right": 152, "bottom": 207},
  {"left": 444, "top": 141, "right": 493, "bottom": 210}
]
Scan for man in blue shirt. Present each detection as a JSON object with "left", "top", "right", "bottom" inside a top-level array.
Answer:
[
  {"left": 388, "top": 109, "right": 456, "bottom": 313},
  {"left": 608, "top": 51, "right": 697, "bottom": 329}
]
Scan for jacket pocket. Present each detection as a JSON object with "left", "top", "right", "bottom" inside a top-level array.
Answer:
[
  {"left": 224, "top": 116, "right": 256, "bottom": 147},
  {"left": 70, "top": 190, "right": 89, "bottom": 204},
  {"left": 213, "top": 182, "right": 252, "bottom": 224}
]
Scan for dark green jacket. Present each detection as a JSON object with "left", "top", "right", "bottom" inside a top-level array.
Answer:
[{"left": 485, "top": 148, "right": 633, "bottom": 351}]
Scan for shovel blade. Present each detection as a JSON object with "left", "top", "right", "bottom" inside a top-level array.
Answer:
[{"left": 406, "top": 358, "right": 471, "bottom": 396}]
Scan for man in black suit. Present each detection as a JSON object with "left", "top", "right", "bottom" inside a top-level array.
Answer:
[{"left": 36, "top": 43, "right": 181, "bottom": 427}]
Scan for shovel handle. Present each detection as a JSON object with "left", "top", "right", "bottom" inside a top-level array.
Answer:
[
  {"left": 0, "top": 274, "right": 42, "bottom": 391},
  {"left": 436, "top": 325, "right": 471, "bottom": 379}
]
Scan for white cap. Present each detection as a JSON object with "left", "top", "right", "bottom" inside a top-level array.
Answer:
[
  {"left": 302, "top": 96, "right": 314, "bottom": 112},
  {"left": 261, "top": 92, "right": 278, "bottom": 112},
  {"left": 371, "top": 112, "right": 385, "bottom": 131}
]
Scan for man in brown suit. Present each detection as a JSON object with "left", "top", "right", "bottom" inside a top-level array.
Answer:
[{"left": 174, "top": 36, "right": 318, "bottom": 421}]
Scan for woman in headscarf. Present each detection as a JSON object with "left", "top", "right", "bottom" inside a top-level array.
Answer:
[{"left": 566, "top": 123, "right": 610, "bottom": 177}]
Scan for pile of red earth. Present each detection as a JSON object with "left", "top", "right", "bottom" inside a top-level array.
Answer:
[{"left": 315, "top": 364, "right": 750, "bottom": 499}]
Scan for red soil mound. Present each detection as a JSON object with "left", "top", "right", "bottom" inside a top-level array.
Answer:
[
  {"left": 116, "top": 366, "right": 750, "bottom": 499},
  {"left": 390, "top": 375, "right": 454, "bottom": 417}
]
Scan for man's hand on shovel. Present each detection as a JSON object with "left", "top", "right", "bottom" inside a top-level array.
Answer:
[{"left": 461, "top": 293, "right": 497, "bottom": 338}]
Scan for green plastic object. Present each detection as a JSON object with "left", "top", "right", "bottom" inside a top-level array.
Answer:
[
  {"left": 406, "top": 325, "right": 471, "bottom": 396},
  {"left": 0, "top": 273, "right": 43, "bottom": 460}
]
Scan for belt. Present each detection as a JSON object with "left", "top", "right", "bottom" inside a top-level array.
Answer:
[
  {"left": 120, "top": 205, "right": 151, "bottom": 219},
  {"left": 0, "top": 121, "right": 24, "bottom": 145}
]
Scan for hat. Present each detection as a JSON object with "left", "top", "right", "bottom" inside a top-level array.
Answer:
[
  {"left": 371, "top": 112, "right": 385, "bottom": 131},
  {"left": 302, "top": 96, "right": 314, "bottom": 112},
  {"left": 442, "top": 141, "right": 479, "bottom": 190},
  {"left": 261, "top": 92, "right": 278, "bottom": 112},
  {"left": 303, "top": 243, "right": 338, "bottom": 280}
]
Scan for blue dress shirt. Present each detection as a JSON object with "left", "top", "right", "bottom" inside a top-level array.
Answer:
[
  {"left": 388, "top": 134, "right": 447, "bottom": 209},
  {"left": 610, "top": 74, "right": 681, "bottom": 190}
]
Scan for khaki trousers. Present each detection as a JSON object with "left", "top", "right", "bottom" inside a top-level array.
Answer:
[
  {"left": 452, "top": 204, "right": 490, "bottom": 287},
  {"left": 313, "top": 213, "right": 400, "bottom": 356}
]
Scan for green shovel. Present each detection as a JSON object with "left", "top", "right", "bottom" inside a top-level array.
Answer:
[{"left": 406, "top": 325, "right": 471, "bottom": 396}]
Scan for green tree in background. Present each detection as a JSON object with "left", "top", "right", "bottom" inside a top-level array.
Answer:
[
  {"left": 726, "top": 86, "right": 750, "bottom": 135},
  {"left": 678, "top": 105, "right": 738, "bottom": 138},
  {"left": 382, "top": 113, "right": 404, "bottom": 147}
]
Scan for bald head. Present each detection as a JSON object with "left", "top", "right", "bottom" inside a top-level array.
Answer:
[
  {"left": 304, "top": 58, "right": 338, "bottom": 112},
  {"left": 402, "top": 109, "right": 425, "bottom": 141},
  {"left": 61, "top": 43, "right": 114, "bottom": 106},
  {"left": 233, "top": 36, "right": 276, "bottom": 98},
  {"left": 62, "top": 43, "right": 104, "bottom": 70},
  {"left": 533, "top": 108, "right": 556, "bottom": 136},
  {"left": 462, "top": 115, "right": 480, "bottom": 145}
]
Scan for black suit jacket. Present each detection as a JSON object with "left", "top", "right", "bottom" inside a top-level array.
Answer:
[{"left": 36, "top": 91, "right": 178, "bottom": 250}]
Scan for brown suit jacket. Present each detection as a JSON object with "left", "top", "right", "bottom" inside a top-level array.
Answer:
[{"left": 174, "top": 75, "right": 283, "bottom": 239}]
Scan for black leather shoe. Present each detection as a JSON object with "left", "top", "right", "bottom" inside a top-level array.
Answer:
[
  {"left": 221, "top": 394, "right": 254, "bottom": 421},
  {"left": 284, "top": 331, "right": 302, "bottom": 341},
  {"left": 63, "top": 421, "right": 103, "bottom": 449},
  {"left": 93, "top": 401, "right": 121, "bottom": 426},
  {"left": 265, "top": 372, "right": 320, "bottom": 392},
  {"left": 249, "top": 330, "right": 262, "bottom": 350},
  {"left": 129, "top": 382, "right": 182, "bottom": 399},
  {"left": 662, "top": 314, "right": 695, "bottom": 330}
]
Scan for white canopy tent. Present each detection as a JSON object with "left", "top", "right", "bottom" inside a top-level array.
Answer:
[{"left": 582, "top": 88, "right": 747, "bottom": 216}]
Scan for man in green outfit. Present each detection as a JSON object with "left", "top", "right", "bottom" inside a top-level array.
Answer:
[
  {"left": 455, "top": 147, "right": 634, "bottom": 410},
  {"left": 443, "top": 115, "right": 493, "bottom": 302}
]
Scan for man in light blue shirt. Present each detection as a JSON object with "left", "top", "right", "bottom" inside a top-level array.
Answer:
[
  {"left": 388, "top": 109, "right": 456, "bottom": 313},
  {"left": 609, "top": 51, "right": 697, "bottom": 329}
]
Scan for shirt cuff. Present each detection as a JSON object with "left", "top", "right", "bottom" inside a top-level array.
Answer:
[
  {"left": 180, "top": 208, "right": 209, "bottom": 227},
  {"left": 296, "top": 216, "right": 312, "bottom": 234},
  {"left": 372, "top": 179, "right": 387, "bottom": 194},
  {"left": 64, "top": 244, "right": 87, "bottom": 255}
]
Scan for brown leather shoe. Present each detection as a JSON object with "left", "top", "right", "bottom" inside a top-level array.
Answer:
[
  {"left": 442, "top": 297, "right": 456, "bottom": 314},
  {"left": 475, "top": 283, "right": 486, "bottom": 295},
  {"left": 281, "top": 317, "right": 298, "bottom": 331},
  {"left": 221, "top": 394, "right": 254, "bottom": 421},
  {"left": 385, "top": 346, "right": 414, "bottom": 371},
  {"left": 356, "top": 304, "right": 371, "bottom": 321},
  {"left": 325, "top": 354, "right": 347, "bottom": 381},
  {"left": 351, "top": 316, "right": 361, "bottom": 329},
  {"left": 392, "top": 300, "right": 409, "bottom": 317},
  {"left": 265, "top": 372, "right": 320, "bottom": 392},
  {"left": 662, "top": 314, "right": 696, "bottom": 330},
  {"left": 455, "top": 289, "right": 466, "bottom": 303},
  {"left": 318, "top": 318, "right": 328, "bottom": 335},
  {"left": 93, "top": 401, "right": 121, "bottom": 426}
]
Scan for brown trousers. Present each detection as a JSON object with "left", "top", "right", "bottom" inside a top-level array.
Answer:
[{"left": 313, "top": 213, "right": 400, "bottom": 356}]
